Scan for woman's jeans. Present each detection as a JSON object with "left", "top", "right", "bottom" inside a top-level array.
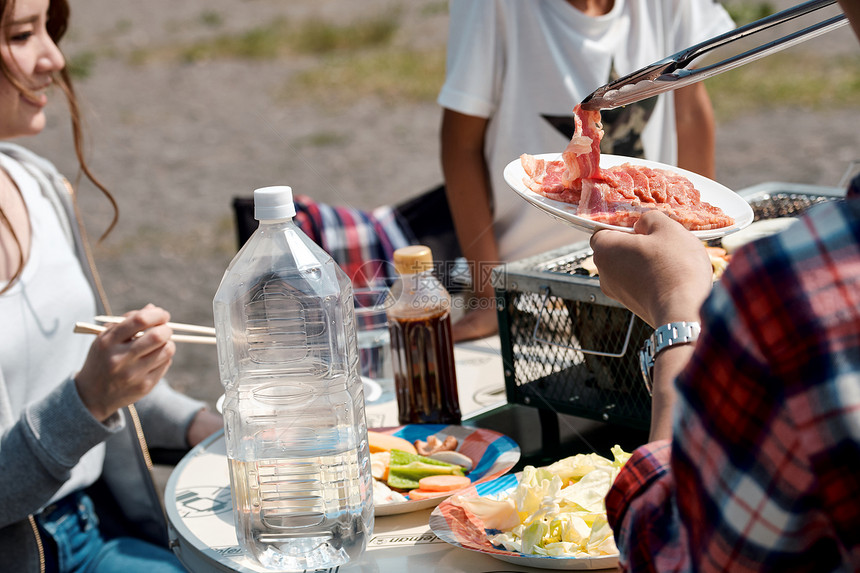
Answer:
[{"left": 36, "top": 490, "right": 185, "bottom": 573}]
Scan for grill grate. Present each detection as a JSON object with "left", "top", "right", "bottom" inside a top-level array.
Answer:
[
  {"left": 748, "top": 192, "right": 835, "bottom": 221},
  {"left": 495, "top": 187, "right": 844, "bottom": 430}
]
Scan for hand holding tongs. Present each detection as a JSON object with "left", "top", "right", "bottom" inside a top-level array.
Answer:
[{"left": 579, "top": 0, "right": 848, "bottom": 111}]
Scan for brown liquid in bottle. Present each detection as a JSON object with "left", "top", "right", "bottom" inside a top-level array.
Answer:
[{"left": 389, "top": 308, "right": 461, "bottom": 425}]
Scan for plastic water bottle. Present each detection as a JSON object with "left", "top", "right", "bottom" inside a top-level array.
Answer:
[{"left": 213, "top": 186, "right": 374, "bottom": 571}]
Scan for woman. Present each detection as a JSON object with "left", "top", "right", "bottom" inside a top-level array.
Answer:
[{"left": 0, "top": 0, "right": 221, "bottom": 571}]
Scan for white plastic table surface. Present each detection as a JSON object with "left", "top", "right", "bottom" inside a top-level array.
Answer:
[
  {"left": 166, "top": 432, "right": 561, "bottom": 573},
  {"left": 166, "top": 337, "right": 530, "bottom": 572}
]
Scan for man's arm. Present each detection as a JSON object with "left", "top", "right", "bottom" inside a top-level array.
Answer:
[
  {"left": 648, "top": 344, "right": 696, "bottom": 441},
  {"left": 590, "top": 212, "right": 713, "bottom": 441},
  {"left": 440, "top": 108, "right": 500, "bottom": 341},
  {"left": 593, "top": 212, "right": 712, "bottom": 569},
  {"left": 673, "top": 82, "right": 717, "bottom": 179}
]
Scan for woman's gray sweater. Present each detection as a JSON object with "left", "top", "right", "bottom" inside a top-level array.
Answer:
[{"left": 0, "top": 143, "right": 206, "bottom": 572}]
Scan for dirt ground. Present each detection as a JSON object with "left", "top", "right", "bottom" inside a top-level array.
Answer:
[{"left": 24, "top": 0, "right": 860, "bottom": 411}]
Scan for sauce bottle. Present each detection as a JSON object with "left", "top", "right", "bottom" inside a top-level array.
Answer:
[{"left": 387, "top": 245, "right": 461, "bottom": 425}]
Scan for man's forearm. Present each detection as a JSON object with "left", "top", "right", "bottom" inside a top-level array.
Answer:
[
  {"left": 440, "top": 110, "right": 498, "bottom": 297},
  {"left": 649, "top": 343, "right": 696, "bottom": 442},
  {"left": 674, "top": 83, "right": 716, "bottom": 179}
]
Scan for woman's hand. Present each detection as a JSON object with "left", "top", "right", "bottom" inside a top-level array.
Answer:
[
  {"left": 75, "top": 304, "right": 176, "bottom": 422},
  {"left": 589, "top": 211, "right": 712, "bottom": 327}
]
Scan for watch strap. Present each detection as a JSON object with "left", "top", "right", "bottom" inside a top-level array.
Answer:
[{"left": 639, "top": 321, "right": 701, "bottom": 396}]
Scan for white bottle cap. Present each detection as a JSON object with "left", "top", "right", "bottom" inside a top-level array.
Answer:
[{"left": 254, "top": 186, "right": 296, "bottom": 220}]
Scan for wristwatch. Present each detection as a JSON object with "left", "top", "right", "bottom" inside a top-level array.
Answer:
[{"left": 639, "top": 321, "right": 701, "bottom": 396}]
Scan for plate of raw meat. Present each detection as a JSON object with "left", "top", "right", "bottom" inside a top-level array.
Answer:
[
  {"left": 506, "top": 153, "right": 753, "bottom": 241},
  {"left": 506, "top": 104, "right": 752, "bottom": 240}
]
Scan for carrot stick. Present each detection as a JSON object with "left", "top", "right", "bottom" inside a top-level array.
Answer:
[{"left": 417, "top": 475, "right": 472, "bottom": 492}]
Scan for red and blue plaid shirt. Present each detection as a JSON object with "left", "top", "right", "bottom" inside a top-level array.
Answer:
[{"left": 606, "top": 177, "right": 860, "bottom": 572}]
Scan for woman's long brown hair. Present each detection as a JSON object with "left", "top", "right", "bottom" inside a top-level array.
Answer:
[{"left": 0, "top": 0, "right": 118, "bottom": 294}]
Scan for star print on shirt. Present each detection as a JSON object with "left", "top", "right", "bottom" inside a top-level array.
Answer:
[{"left": 541, "top": 63, "right": 658, "bottom": 158}]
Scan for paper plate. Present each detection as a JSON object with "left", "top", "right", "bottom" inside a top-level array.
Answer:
[
  {"left": 373, "top": 424, "right": 520, "bottom": 516},
  {"left": 429, "top": 473, "right": 619, "bottom": 570},
  {"left": 505, "top": 153, "right": 753, "bottom": 241}
]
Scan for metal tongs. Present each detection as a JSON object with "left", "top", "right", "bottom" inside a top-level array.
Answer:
[{"left": 579, "top": 0, "right": 848, "bottom": 111}]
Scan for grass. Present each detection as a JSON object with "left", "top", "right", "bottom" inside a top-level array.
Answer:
[
  {"left": 295, "top": 131, "right": 349, "bottom": 148},
  {"left": 290, "top": 15, "right": 399, "bottom": 55},
  {"left": 124, "top": 9, "right": 443, "bottom": 106},
  {"left": 165, "top": 13, "right": 400, "bottom": 63},
  {"left": 722, "top": 1, "right": 775, "bottom": 26},
  {"left": 420, "top": 1, "right": 448, "bottom": 17},
  {"left": 285, "top": 47, "right": 446, "bottom": 105},
  {"left": 705, "top": 52, "right": 860, "bottom": 120},
  {"left": 68, "top": 3, "right": 860, "bottom": 114},
  {"left": 66, "top": 51, "right": 97, "bottom": 80},
  {"left": 178, "top": 19, "right": 291, "bottom": 62},
  {"left": 708, "top": 1, "right": 860, "bottom": 117},
  {"left": 199, "top": 11, "right": 223, "bottom": 28}
]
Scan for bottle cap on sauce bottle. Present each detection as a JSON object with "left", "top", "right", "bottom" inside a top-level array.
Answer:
[{"left": 393, "top": 245, "right": 434, "bottom": 275}]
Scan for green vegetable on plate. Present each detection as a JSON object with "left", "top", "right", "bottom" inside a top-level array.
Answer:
[{"left": 387, "top": 449, "right": 466, "bottom": 490}]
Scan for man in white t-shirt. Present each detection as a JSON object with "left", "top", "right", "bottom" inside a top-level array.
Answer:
[{"left": 438, "top": 0, "right": 735, "bottom": 341}]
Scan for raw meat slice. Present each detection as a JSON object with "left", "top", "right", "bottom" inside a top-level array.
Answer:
[
  {"left": 520, "top": 154, "right": 580, "bottom": 203},
  {"left": 561, "top": 105, "right": 603, "bottom": 189},
  {"left": 581, "top": 164, "right": 734, "bottom": 230}
]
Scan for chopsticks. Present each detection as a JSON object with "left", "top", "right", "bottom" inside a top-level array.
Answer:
[
  {"left": 94, "top": 315, "right": 216, "bottom": 335},
  {"left": 73, "top": 315, "right": 217, "bottom": 345}
]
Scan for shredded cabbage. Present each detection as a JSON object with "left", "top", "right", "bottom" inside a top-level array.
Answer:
[{"left": 454, "top": 445, "right": 630, "bottom": 558}]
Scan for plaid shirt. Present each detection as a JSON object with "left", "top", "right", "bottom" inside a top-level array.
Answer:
[
  {"left": 606, "top": 176, "right": 860, "bottom": 572},
  {"left": 292, "top": 195, "right": 413, "bottom": 288}
]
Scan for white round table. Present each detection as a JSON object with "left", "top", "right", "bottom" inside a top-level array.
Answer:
[{"left": 165, "top": 430, "right": 549, "bottom": 573}]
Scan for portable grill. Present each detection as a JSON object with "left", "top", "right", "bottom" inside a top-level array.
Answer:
[{"left": 492, "top": 181, "right": 847, "bottom": 431}]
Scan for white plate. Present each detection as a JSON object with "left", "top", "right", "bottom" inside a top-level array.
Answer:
[
  {"left": 373, "top": 424, "right": 520, "bottom": 517},
  {"left": 504, "top": 153, "right": 754, "bottom": 241},
  {"left": 430, "top": 473, "right": 618, "bottom": 570}
]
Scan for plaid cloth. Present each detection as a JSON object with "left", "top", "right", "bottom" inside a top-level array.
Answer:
[
  {"left": 292, "top": 195, "right": 414, "bottom": 288},
  {"left": 606, "top": 176, "right": 860, "bottom": 572},
  {"left": 233, "top": 186, "right": 461, "bottom": 289}
]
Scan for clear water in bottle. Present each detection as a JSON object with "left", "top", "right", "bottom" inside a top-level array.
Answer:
[{"left": 214, "top": 186, "right": 373, "bottom": 571}]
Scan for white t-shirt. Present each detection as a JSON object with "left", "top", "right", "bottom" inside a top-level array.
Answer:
[
  {"left": 0, "top": 153, "right": 104, "bottom": 502},
  {"left": 438, "top": 0, "right": 735, "bottom": 261}
]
